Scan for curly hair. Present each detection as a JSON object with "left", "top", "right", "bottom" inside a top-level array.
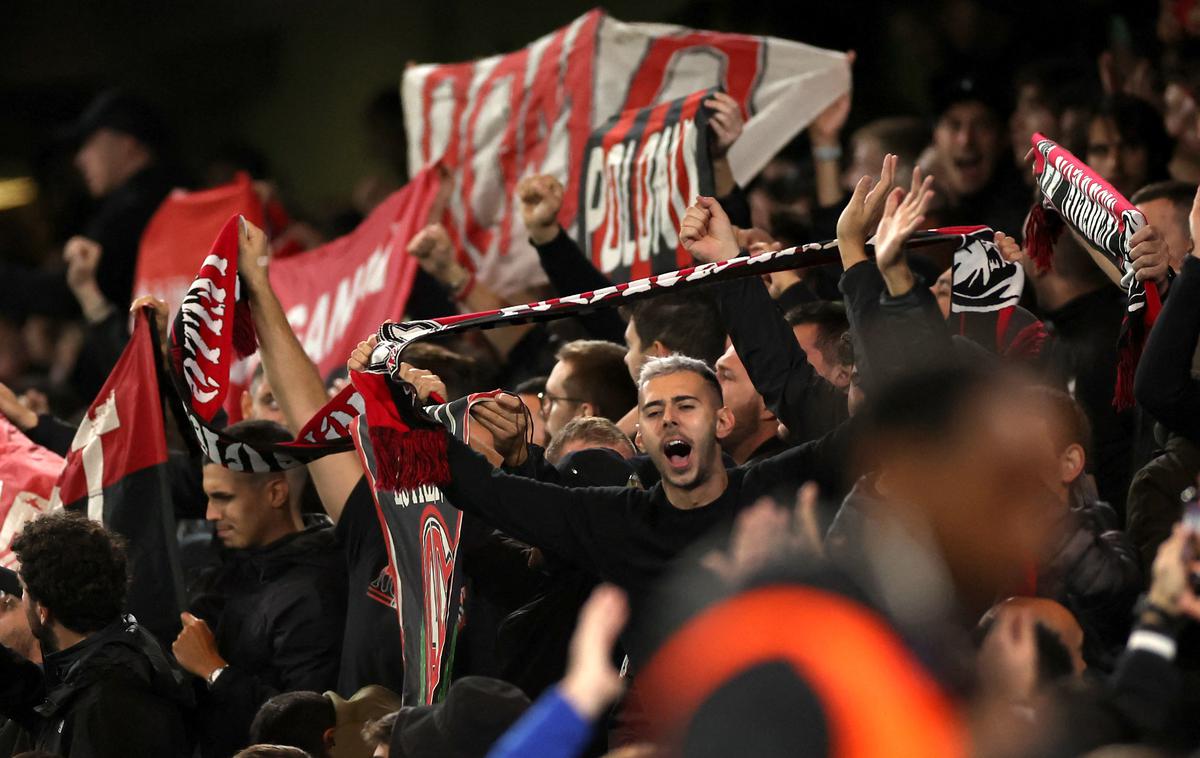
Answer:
[{"left": 12, "top": 512, "right": 128, "bottom": 633}]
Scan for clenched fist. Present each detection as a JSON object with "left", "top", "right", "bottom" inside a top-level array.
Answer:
[{"left": 517, "top": 175, "right": 565, "bottom": 245}]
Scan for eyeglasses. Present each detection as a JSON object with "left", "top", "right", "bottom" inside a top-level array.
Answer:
[{"left": 537, "top": 391, "right": 584, "bottom": 419}]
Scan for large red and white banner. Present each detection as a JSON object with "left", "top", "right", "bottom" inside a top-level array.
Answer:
[
  {"left": 270, "top": 168, "right": 442, "bottom": 380},
  {"left": 403, "top": 9, "right": 849, "bottom": 293}
]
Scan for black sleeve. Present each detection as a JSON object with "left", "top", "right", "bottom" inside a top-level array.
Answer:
[
  {"left": 24, "top": 413, "right": 78, "bottom": 457},
  {"left": 207, "top": 593, "right": 344, "bottom": 715},
  {"left": 0, "top": 645, "right": 45, "bottom": 732},
  {"left": 442, "top": 435, "right": 637, "bottom": 584},
  {"left": 334, "top": 477, "right": 374, "bottom": 557},
  {"left": 741, "top": 417, "right": 856, "bottom": 502},
  {"left": 717, "top": 185, "right": 752, "bottom": 230},
  {"left": 69, "top": 679, "right": 190, "bottom": 758},
  {"left": 533, "top": 229, "right": 628, "bottom": 343},
  {"left": 1134, "top": 256, "right": 1200, "bottom": 441},
  {"left": 714, "top": 276, "right": 848, "bottom": 443},
  {"left": 841, "top": 262, "right": 953, "bottom": 391}
]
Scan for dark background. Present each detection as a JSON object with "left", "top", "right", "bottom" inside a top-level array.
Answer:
[{"left": 0, "top": 0, "right": 1156, "bottom": 253}]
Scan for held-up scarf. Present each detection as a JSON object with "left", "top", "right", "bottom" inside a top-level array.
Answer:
[
  {"left": 1023, "top": 132, "right": 1161, "bottom": 409},
  {"left": 172, "top": 218, "right": 990, "bottom": 486}
]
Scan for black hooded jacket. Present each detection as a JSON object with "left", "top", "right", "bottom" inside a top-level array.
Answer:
[
  {"left": 0, "top": 615, "right": 194, "bottom": 757},
  {"left": 188, "top": 524, "right": 347, "bottom": 758}
]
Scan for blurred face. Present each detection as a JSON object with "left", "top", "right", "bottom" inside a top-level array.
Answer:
[
  {"left": 1138, "top": 197, "right": 1192, "bottom": 271},
  {"left": 638, "top": 371, "right": 730, "bottom": 492},
  {"left": 1010, "top": 94, "right": 1058, "bottom": 172},
  {"left": 1164, "top": 83, "right": 1200, "bottom": 150},
  {"left": 934, "top": 101, "right": 1000, "bottom": 196},
  {"left": 203, "top": 464, "right": 288, "bottom": 549},
  {"left": 543, "top": 361, "right": 587, "bottom": 441},
  {"left": 74, "top": 128, "right": 135, "bottom": 197},
  {"left": 878, "top": 388, "right": 1059, "bottom": 611},
  {"left": 0, "top": 590, "right": 38, "bottom": 661},
  {"left": 624, "top": 319, "right": 647, "bottom": 383},
  {"left": 791, "top": 324, "right": 850, "bottom": 389},
  {"left": 241, "top": 374, "right": 286, "bottom": 425},
  {"left": 843, "top": 135, "right": 887, "bottom": 194},
  {"left": 1087, "top": 116, "right": 1149, "bottom": 197},
  {"left": 517, "top": 392, "right": 548, "bottom": 447},
  {"left": 932, "top": 267, "right": 953, "bottom": 319},
  {"left": 714, "top": 344, "right": 772, "bottom": 458}
]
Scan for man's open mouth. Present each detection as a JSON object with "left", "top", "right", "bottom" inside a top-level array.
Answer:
[{"left": 663, "top": 438, "right": 693, "bottom": 470}]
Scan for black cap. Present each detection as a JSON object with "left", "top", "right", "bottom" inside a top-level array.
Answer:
[
  {"left": 554, "top": 447, "right": 639, "bottom": 488},
  {"left": 390, "top": 676, "right": 529, "bottom": 758},
  {"left": 60, "top": 89, "right": 167, "bottom": 150},
  {"left": 0, "top": 566, "right": 20, "bottom": 597},
  {"left": 930, "top": 72, "right": 1005, "bottom": 120}
]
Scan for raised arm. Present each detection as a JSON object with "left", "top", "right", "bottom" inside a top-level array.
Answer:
[
  {"left": 1134, "top": 249, "right": 1200, "bottom": 441},
  {"left": 518, "top": 175, "right": 627, "bottom": 343},
  {"left": 237, "top": 219, "right": 363, "bottom": 521}
]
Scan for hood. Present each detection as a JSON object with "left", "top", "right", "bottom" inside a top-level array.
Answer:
[{"left": 240, "top": 524, "right": 342, "bottom": 581}]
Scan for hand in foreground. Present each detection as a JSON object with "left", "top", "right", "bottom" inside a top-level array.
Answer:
[
  {"left": 702, "top": 482, "right": 823, "bottom": 583},
  {"left": 130, "top": 295, "right": 171, "bottom": 348},
  {"left": 0, "top": 381, "right": 37, "bottom": 432},
  {"left": 873, "top": 167, "right": 935, "bottom": 296},
  {"left": 704, "top": 91, "right": 745, "bottom": 158},
  {"left": 407, "top": 224, "right": 465, "bottom": 287},
  {"left": 680, "top": 196, "right": 738, "bottom": 263},
  {"left": 1128, "top": 225, "right": 1172, "bottom": 291},
  {"left": 836, "top": 153, "right": 897, "bottom": 255},
  {"left": 63, "top": 236, "right": 103, "bottom": 293},
  {"left": 396, "top": 362, "right": 447, "bottom": 403},
  {"left": 559, "top": 584, "right": 629, "bottom": 720},
  {"left": 977, "top": 607, "right": 1038, "bottom": 704},
  {"left": 348, "top": 335, "right": 379, "bottom": 373},
  {"left": 237, "top": 216, "right": 272, "bottom": 293},
  {"left": 517, "top": 175, "right": 565, "bottom": 245},
  {"left": 1146, "top": 523, "right": 1200, "bottom": 621},
  {"left": 469, "top": 393, "right": 529, "bottom": 467},
  {"left": 173, "top": 612, "right": 228, "bottom": 680}
]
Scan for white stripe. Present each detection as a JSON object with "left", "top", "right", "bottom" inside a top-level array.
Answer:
[{"left": 1128, "top": 629, "right": 1176, "bottom": 660}]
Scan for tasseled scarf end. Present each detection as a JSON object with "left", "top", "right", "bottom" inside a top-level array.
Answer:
[
  {"left": 369, "top": 426, "right": 451, "bottom": 492},
  {"left": 1022, "top": 203, "right": 1063, "bottom": 274}
]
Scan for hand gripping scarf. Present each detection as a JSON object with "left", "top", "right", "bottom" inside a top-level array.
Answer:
[{"left": 1023, "top": 132, "right": 1161, "bottom": 409}]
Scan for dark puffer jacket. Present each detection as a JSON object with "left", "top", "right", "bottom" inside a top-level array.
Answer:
[
  {"left": 189, "top": 523, "right": 347, "bottom": 758},
  {"left": 0, "top": 615, "right": 194, "bottom": 757}
]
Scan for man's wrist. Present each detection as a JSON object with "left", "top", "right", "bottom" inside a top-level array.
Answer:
[
  {"left": 528, "top": 224, "right": 561, "bottom": 247},
  {"left": 812, "top": 143, "right": 843, "bottom": 163},
  {"left": 880, "top": 264, "right": 915, "bottom": 297},
  {"left": 200, "top": 658, "right": 230, "bottom": 683}
]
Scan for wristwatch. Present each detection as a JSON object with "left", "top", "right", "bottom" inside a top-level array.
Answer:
[{"left": 207, "top": 665, "right": 228, "bottom": 688}]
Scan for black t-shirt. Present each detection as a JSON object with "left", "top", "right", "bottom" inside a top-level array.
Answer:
[{"left": 335, "top": 477, "right": 406, "bottom": 696}]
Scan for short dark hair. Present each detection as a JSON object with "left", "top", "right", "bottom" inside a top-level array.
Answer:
[
  {"left": 555, "top": 340, "right": 638, "bottom": 422},
  {"left": 1131, "top": 180, "right": 1195, "bottom": 239},
  {"left": 855, "top": 365, "right": 994, "bottom": 459},
  {"left": 249, "top": 691, "right": 335, "bottom": 757},
  {"left": 1025, "top": 385, "right": 1092, "bottom": 457},
  {"left": 13, "top": 512, "right": 128, "bottom": 634},
  {"left": 625, "top": 291, "right": 726, "bottom": 367},
  {"left": 232, "top": 747, "right": 313, "bottom": 758},
  {"left": 851, "top": 117, "right": 931, "bottom": 167},
  {"left": 398, "top": 342, "right": 479, "bottom": 400},
  {"left": 225, "top": 418, "right": 293, "bottom": 446},
  {"left": 545, "top": 416, "right": 636, "bottom": 464},
  {"left": 785, "top": 302, "right": 850, "bottom": 367},
  {"left": 361, "top": 711, "right": 399, "bottom": 749}
]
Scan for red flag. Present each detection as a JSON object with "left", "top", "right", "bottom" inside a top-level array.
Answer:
[
  {"left": 55, "top": 312, "right": 184, "bottom": 639},
  {"left": 0, "top": 418, "right": 63, "bottom": 569}
]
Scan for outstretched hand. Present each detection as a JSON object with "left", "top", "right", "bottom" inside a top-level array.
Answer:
[
  {"left": 836, "top": 153, "right": 898, "bottom": 266},
  {"left": 237, "top": 216, "right": 272, "bottom": 294},
  {"left": 1147, "top": 523, "right": 1200, "bottom": 621},
  {"left": 407, "top": 224, "right": 465, "bottom": 287},
  {"left": 680, "top": 196, "right": 739, "bottom": 263},
  {"left": 559, "top": 584, "right": 629, "bottom": 720},
  {"left": 702, "top": 482, "right": 824, "bottom": 584},
  {"left": 874, "top": 167, "right": 935, "bottom": 296}
]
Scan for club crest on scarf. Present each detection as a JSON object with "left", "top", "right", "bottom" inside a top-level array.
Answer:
[{"left": 948, "top": 228, "right": 1024, "bottom": 313}]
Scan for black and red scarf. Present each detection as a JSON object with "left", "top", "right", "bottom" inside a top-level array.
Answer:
[{"left": 1024, "top": 132, "right": 1160, "bottom": 409}]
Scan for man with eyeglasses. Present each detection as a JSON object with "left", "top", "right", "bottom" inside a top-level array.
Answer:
[{"left": 540, "top": 340, "right": 637, "bottom": 442}]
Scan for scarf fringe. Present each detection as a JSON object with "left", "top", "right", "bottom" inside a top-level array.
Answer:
[
  {"left": 1022, "top": 203, "right": 1062, "bottom": 273},
  {"left": 368, "top": 426, "right": 450, "bottom": 492}
]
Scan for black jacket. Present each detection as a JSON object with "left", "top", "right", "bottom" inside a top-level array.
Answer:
[
  {"left": 0, "top": 616, "right": 193, "bottom": 757},
  {"left": 189, "top": 524, "right": 347, "bottom": 758}
]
